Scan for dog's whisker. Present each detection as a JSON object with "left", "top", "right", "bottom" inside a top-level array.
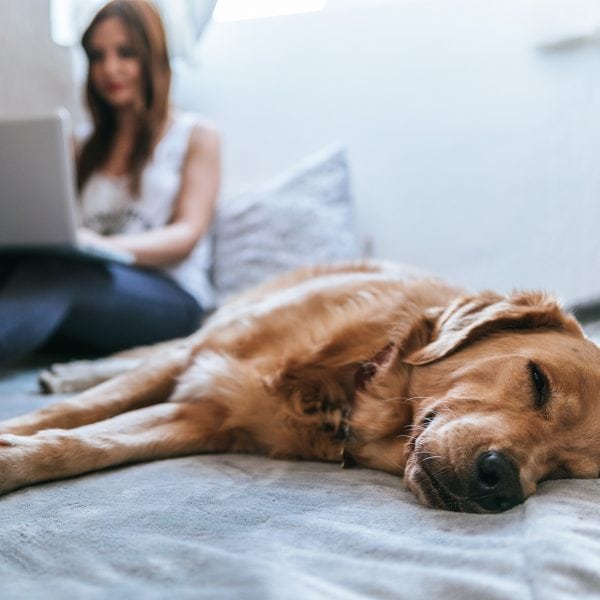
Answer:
[
  {"left": 421, "top": 454, "right": 444, "bottom": 463},
  {"left": 403, "top": 396, "right": 435, "bottom": 404}
]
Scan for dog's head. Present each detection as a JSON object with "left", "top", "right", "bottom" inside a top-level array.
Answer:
[{"left": 400, "top": 291, "right": 600, "bottom": 513}]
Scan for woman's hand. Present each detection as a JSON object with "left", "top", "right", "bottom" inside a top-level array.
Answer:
[
  {"left": 77, "top": 228, "right": 135, "bottom": 264},
  {"left": 77, "top": 227, "right": 120, "bottom": 251}
]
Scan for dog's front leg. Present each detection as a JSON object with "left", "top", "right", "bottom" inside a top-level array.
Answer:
[
  {"left": 0, "top": 401, "right": 225, "bottom": 495},
  {"left": 0, "top": 343, "right": 193, "bottom": 436}
]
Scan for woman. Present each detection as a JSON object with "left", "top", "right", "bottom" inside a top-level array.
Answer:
[{"left": 0, "top": 0, "right": 220, "bottom": 366}]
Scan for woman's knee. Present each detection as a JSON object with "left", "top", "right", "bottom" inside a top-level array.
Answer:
[{"left": 56, "top": 265, "right": 204, "bottom": 352}]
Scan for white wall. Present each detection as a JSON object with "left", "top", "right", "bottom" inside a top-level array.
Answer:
[
  {"left": 174, "top": 0, "right": 600, "bottom": 306},
  {"left": 2, "top": 0, "right": 600, "bottom": 306},
  {"left": 0, "top": 0, "right": 77, "bottom": 118}
]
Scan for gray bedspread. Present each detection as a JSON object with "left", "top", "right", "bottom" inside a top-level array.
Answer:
[{"left": 1, "top": 365, "right": 599, "bottom": 599}]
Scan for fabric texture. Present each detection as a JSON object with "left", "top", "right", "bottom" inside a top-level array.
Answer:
[
  {"left": 211, "top": 144, "right": 360, "bottom": 303},
  {"left": 0, "top": 375, "right": 599, "bottom": 599},
  {"left": 79, "top": 111, "right": 215, "bottom": 309}
]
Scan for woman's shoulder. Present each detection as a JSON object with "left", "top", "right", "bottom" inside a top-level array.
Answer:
[
  {"left": 172, "top": 111, "right": 220, "bottom": 155},
  {"left": 173, "top": 110, "right": 218, "bottom": 137}
]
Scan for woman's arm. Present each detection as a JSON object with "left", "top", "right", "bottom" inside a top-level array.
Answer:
[{"left": 80, "top": 123, "right": 221, "bottom": 267}]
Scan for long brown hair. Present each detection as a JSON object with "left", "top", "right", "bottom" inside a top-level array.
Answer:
[{"left": 78, "top": 0, "right": 171, "bottom": 196}]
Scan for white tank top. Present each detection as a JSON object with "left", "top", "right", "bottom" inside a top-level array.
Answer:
[{"left": 79, "top": 112, "right": 215, "bottom": 309}]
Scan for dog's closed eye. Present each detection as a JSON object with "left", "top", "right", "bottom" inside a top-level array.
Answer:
[{"left": 528, "top": 361, "right": 550, "bottom": 411}]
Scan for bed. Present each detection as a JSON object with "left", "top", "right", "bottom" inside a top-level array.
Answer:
[
  {"left": 1, "top": 341, "right": 600, "bottom": 599},
  {"left": 1, "top": 145, "right": 600, "bottom": 598}
]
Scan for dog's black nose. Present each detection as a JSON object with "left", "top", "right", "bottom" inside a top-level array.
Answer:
[{"left": 469, "top": 451, "right": 524, "bottom": 512}]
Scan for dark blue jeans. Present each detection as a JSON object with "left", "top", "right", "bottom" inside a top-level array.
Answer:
[{"left": 0, "top": 254, "right": 204, "bottom": 366}]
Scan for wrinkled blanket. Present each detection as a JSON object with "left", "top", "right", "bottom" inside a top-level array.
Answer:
[{"left": 0, "top": 364, "right": 599, "bottom": 600}]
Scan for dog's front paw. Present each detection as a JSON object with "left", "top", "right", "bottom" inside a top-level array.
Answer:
[
  {"left": 0, "top": 435, "right": 15, "bottom": 447},
  {"left": 0, "top": 434, "right": 28, "bottom": 494}
]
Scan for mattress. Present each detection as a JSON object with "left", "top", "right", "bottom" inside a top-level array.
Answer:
[{"left": 0, "top": 334, "right": 599, "bottom": 599}]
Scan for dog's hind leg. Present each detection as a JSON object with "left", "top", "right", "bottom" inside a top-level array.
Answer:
[
  {"left": 0, "top": 400, "right": 227, "bottom": 496},
  {"left": 38, "top": 338, "right": 186, "bottom": 394},
  {"left": 0, "top": 343, "right": 193, "bottom": 436},
  {"left": 38, "top": 356, "right": 145, "bottom": 394}
]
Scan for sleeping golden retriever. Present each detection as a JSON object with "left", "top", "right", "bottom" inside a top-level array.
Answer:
[{"left": 1, "top": 260, "right": 599, "bottom": 513}]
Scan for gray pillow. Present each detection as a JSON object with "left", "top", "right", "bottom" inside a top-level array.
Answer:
[{"left": 212, "top": 144, "right": 360, "bottom": 302}]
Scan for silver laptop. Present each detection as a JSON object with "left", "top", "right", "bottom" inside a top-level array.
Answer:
[{"left": 0, "top": 109, "right": 133, "bottom": 264}]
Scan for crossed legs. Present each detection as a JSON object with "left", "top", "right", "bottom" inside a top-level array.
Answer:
[{"left": 0, "top": 254, "right": 203, "bottom": 366}]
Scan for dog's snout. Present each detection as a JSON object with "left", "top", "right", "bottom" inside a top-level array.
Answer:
[{"left": 470, "top": 451, "right": 524, "bottom": 512}]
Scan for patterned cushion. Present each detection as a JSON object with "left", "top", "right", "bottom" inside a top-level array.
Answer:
[{"left": 211, "top": 144, "right": 360, "bottom": 302}]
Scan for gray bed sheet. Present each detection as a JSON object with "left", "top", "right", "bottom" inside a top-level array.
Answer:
[{"left": 0, "top": 350, "right": 599, "bottom": 599}]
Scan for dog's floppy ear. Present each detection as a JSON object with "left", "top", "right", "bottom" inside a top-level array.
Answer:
[{"left": 405, "top": 290, "right": 583, "bottom": 366}]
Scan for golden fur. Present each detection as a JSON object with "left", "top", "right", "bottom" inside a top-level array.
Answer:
[{"left": 2, "top": 260, "right": 600, "bottom": 513}]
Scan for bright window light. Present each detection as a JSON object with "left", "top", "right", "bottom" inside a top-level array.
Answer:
[
  {"left": 213, "top": 0, "right": 326, "bottom": 23},
  {"left": 51, "top": 0, "right": 104, "bottom": 46}
]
